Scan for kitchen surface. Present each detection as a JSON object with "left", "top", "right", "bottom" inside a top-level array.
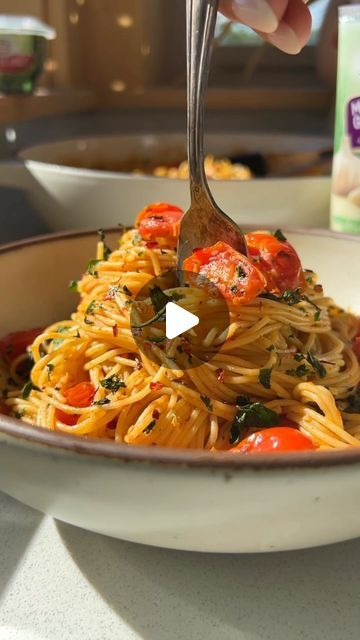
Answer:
[{"left": 1, "top": 490, "right": 360, "bottom": 640}]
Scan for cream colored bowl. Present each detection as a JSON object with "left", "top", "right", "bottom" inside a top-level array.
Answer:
[
  {"left": 0, "top": 133, "right": 331, "bottom": 231},
  {"left": 1, "top": 228, "right": 360, "bottom": 553}
]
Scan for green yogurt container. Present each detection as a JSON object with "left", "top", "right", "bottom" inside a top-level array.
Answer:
[{"left": 0, "top": 15, "right": 56, "bottom": 95}]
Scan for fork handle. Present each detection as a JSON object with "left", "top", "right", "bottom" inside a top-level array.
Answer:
[{"left": 187, "top": 0, "right": 219, "bottom": 206}]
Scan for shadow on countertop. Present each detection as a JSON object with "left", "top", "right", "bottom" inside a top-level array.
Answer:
[{"left": 57, "top": 520, "right": 360, "bottom": 640}]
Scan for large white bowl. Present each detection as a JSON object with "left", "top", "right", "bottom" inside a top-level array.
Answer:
[
  {"left": 0, "top": 133, "right": 331, "bottom": 231},
  {"left": 1, "top": 227, "right": 359, "bottom": 553}
]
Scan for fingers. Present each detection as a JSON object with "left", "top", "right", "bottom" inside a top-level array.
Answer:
[
  {"left": 219, "top": 0, "right": 312, "bottom": 54},
  {"left": 262, "top": 0, "right": 312, "bottom": 54}
]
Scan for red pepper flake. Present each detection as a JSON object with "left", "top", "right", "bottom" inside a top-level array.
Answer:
[
  {"left": 112, "top": 324, "right": 118, "bottom": 337},
  {"left": 216, "top": 368, "right": 225, "bottom": 383},
  {"left": 152, "top": 409, "right": 160, "bottom": 420},
  {"left": 193, "top": 247, "right": 202, "bottom": 253},
  {"left": 150, "top": 381, "right": 164, "bottom": 391},
  {"left": 314, "top": 284, "right": 323, "bottom": 293},
  {"left": 145, "top": 241, "right": 158, "bottom": 249},
  {"left": 107, "top": 418, "right": 117, "bottom": 430}
]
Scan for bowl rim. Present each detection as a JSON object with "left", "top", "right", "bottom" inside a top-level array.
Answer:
[{"left": 1, "top": 225, "right": 360, "bottom": 471}]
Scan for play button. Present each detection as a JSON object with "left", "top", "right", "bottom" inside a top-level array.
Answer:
[
  {"left": 165, "top": 302, "right": 199, "bottom": 339},
  {"left": 130, "top": 269, "right": 230, "bottom": 370}
]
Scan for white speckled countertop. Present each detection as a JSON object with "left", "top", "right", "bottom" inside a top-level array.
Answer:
[{"left": 0, "top": 491, "right": 359, "bottom": 640}]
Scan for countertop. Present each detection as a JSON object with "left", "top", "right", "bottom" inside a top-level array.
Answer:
[{"left": 1, "top": 490, "right": 359, "bottom": 640}]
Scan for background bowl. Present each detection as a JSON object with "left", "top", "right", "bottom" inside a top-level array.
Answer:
[
  {"left": 1, "top": 227, "right": 359, "bottom": 553},
  {"left": 0, "top": 132, "right": 331, "bottom": 232}
]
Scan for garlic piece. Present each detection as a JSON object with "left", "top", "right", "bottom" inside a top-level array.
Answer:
[{"left": 332, "top": 136, "right": 360, "bottom": 196}]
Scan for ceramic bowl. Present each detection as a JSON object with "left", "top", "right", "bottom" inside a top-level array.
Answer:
[
  {"left": 1, "top": 228, "right": 360, "bottom": 553},
  {"left": 0, "top": 133, "right": 331, "bottom": 232}
]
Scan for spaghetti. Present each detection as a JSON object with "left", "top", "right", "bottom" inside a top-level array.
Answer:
[{"left": 1, "top": 203, "right": 360, "bottom": 453}]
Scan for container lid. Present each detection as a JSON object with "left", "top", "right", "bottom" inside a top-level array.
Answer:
[{"left": 0, "top": 15, "right": 56, "bottom": 39}]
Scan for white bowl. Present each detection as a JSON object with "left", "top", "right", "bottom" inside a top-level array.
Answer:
[
  {"left": 1, "top": 227, "right": 359, "bottom": 553},
  {"left": 0, "top": 133, "right": 331, "bottom": 231}
]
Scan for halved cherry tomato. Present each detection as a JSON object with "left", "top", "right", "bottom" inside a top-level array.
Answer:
[
  {"left": 0, "top": 328, "right": 43, "bottom": 365},
  {"left": 229, "top": 426, "right": 316, "bottom": 454},
  {"left": 135, "top": 202, "right": 184, "bottom": 240},
  {"left": 183, "top": 241, "right": 266, "bottom": 305},
  {"left": 55, "top": 409, "right": 78, "bottom": 426},
  {"left": 245, "top": 232, "right": 305, "bottom": 293},
  {"left": 63, "top": 382, "right": 95, "bottom": 408}
]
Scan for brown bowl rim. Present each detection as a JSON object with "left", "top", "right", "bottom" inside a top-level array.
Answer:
[{"left": 1, "top": 225, "right": 360, "bottom": 471}]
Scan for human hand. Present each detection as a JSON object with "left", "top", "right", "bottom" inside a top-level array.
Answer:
[{"left": 219, "top": 0, "right": 312, "bottom": 54}]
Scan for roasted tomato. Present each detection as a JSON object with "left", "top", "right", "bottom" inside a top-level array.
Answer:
[
  {"left": 63, "top": 382, "right": 95, "bottom": 408},
  {"left": 245, "top": 232, "right": 305, "bottom": 293},
  {"left": 135, "top": 202, "right": 184, "bottom": 241},
  {"left": 0, "top": 328, "right": 43, "bottom": 365},
  {"left": 229, "top": 426, "right": 316, "bottom": 454},
  {"left": 55, "top": 410, "right": 78, "bottom": 426},
  {"left": 183, "top": 241, "right": 266, "bottom": 305}
]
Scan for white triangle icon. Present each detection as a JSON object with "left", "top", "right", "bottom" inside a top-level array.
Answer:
[{"left": 165, "top": 302, "right": 199, "bottom": 340}]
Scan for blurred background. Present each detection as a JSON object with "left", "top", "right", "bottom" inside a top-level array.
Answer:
[{"left": 0, "top": 0, "right": 339, "bottom": 241}]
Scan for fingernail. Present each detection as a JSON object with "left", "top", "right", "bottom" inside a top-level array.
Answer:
[
  {"left": 232, "top": 0, "right": 278, "bottom": 33},
  {"left": 266, "top": 22, "right": 302, "bottom": 54}
]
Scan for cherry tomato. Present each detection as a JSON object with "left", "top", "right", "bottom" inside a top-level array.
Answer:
[
  {"left": 183, "top": 241, "right": 266, "bottom": 305},
  {"left": 63, "top": 382, "right": 95, "bottom": 408},
  {"left": 55, "top": 409, "right": 78, "bottom": 426},
  {"left": 245, "top": 232, "right": 304, "bottom": 293},
  {"left": 0, "top": 328, "right": 43, "bottom": 365},
  {"left": 135, "top": 202, "right": 184, "bottom": 241},
  {"left": 229, "top": 426, "right": 316, "bottom": 454}
]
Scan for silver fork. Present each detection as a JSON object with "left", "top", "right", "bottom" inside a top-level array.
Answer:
[{"left": 177, "top": 0, "right": 248, "bottom": 270}]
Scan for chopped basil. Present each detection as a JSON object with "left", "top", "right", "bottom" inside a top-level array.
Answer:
[
  {"left": 294, "top": 353, "right": 304, "bottom": 362},
  {"left": 46, "top": 363, "right": 54, "bottom": 379},
  {"left": 148, "top": 335, "right": 166, "bottom": 343},
  {"left": 21, "top": 381, "right": 40, "bottom": 400},
  {"left": 236, "top": 265, "right": 246, "bottom": 279},
  {"left": 68, "top": 280, "right": 78, "bottom": 292},
  {"left": 100, "top": 374, "right": 126, "bottom": 392},
  {"left": 150, "top": 285, "right": 172, "bottom": 313},
  {"left": 14, "top": 409, "right": 25, "bottom": 419},
  {"left": 259, "top": 368, "right": 272, "bottom": 389},
  {"left": 230, "top": 285, "right": 238, "bottom": 294},
  {"left": 97, "top": 229, "right": 111, "bottom": 260},
  {"left": 230, "top": 400, "right": 280, "bottom": 445},
  {"left": 143, "top": 419, "right": 156, "bottom": 434},
  {"left": 266, "top": 344, "right": 275, "bottom": 352},
  {"left": 93, "top": 398, "right": 110, "bottom": 406},
  {"left": 86, "top": 259, "right": 101, "bottom": 277},
  {"left": 84, "top": 317, "right": 94, "bottom": 325},
  {"left": 314, "top": 309, "right": 321, "bottom": 322},
  {"left": 286, "top": 364, "right": 310, "bottom": 378},
  {"left": 306, "top": 352, "right": 326, "bottom": 378},
  {"left": 260, "top": 288, "right": 302, "bottom": 306},
  {"left": 200, "top": 395, "right": 213, "bottom": 411},
  {"left": 273, "top": 229, "right": 287, "bottom": 242},
  {"left": 86, "top": 300, "right": 97, "bottom": 315},
  {"left": 345, "top": 388, "right": 360, "bottom": 413}
]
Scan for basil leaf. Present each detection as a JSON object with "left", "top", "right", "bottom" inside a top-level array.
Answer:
[
  {"left": 150, "top": 285, "right": 172, "bottom": 313},
  {"left": 230, "top": 401, "right": 280, "bottom": 445},
  {"left": 100, "top": 375, "right": 126, "bottom": 392},
  {"left": 259, "top": 368, "right": 272, "bottom": 389},
  {"left": 21, "top": 381, "right": 40, "bottom": 400},
  {"left": 273, "top": 229, "right": 287, "bottom": 242},
  {"left": 306, "top": 352, "right": 326, "bottom": 379},
  {"left": 86, "top": 259, "right": 101, "bottom": 276},
  {"left": 69, "top": 280, "right": 78, "bottom": 292},
  {"left": 200, "top": 395, "right": 213, "bottom": 411}
]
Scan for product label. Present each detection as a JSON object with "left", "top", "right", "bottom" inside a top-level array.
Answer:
[
  {"left": 0, "top": 35, "right": 34, "bottom": 74},
  {"left": 347, "top": 97, "right": 360, "bottom": 149}
]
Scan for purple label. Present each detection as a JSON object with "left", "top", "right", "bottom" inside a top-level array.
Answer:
[{"left": 347, "top": 97, "right": 360, "bottom": 149}]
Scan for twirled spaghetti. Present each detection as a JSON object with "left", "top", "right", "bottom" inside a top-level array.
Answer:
[{"left": 1, "top": 205, "right": 360, "bottom": 453}]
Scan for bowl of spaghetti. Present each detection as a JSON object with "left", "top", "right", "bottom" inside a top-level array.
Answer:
[{"left": 1, "top": 204, "right": 360, "bottom": 553}]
